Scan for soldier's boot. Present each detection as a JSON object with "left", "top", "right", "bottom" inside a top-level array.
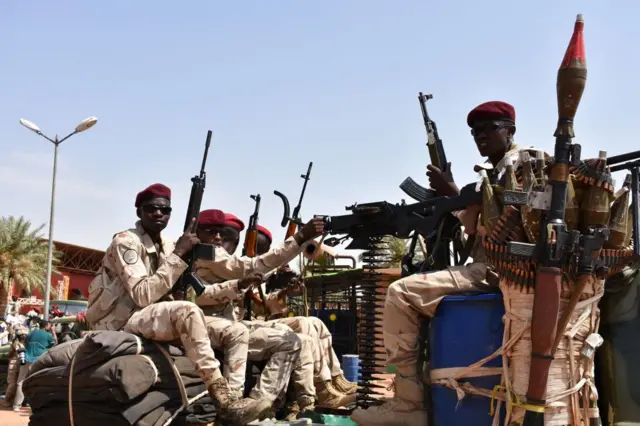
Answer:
[
  {"left": 315, "top": 380, "right": 356, "bottom": 408},
  {"left": 283, "top": 401, "right": 300, "bottom": 421},
  {"left": 332, "top": 373, "right": 357, "bottom": 395},
  {"left": 297, "top": 395, "right": 316, "bottom": 418},
  {"left": 207, "top": 376, "right": 271, "bottom": 425},
  {"left": 350, "top": 375, "right": 427, "bottom": 426}
]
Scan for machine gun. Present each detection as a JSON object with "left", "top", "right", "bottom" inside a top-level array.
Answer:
[
  {"left": 274, "top": 162, "right": 313, "bottom": 239},
  {"left": 398, "top": 93, "right": 469, "bottom": 275},
  {"left": 173, "top": 131, "right": 214, "bottom": 300},
  {"left": 319, "top": 182, "right": 482, "bottom": 250}
]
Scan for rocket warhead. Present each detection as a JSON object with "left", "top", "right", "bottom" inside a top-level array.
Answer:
[
  {"left": 556, "top": 14, "right": 587, "bottom": 138},
  {"left": 560, "top": 14, "right": 586, "bottom": 71}
]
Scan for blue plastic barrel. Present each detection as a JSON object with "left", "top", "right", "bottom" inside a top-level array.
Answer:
[
  {"left": 429, "top": 292, "right": 505, "bottom": 426},
  {"left": 342, "top": 354, "right": 360, "bottom": 383}
]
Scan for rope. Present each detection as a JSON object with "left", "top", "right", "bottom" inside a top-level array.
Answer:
[
  {"left": 153, "top": 342, "right": 189, "bottom": 408},
  {"left": 160, "top": 390, "right": 209, "bottom": 426},
  {"left": 500, "top": 279, "right": 604, "bottom": 425},
  {"left": 67, "top": 353, "right": 77, "bottom": 426},
  {"left": 428, "top": 279, "right": 604, "bottom": 426}
]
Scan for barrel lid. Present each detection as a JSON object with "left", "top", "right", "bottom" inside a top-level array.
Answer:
[{"left": 441, "top": 292, "right": 503, "bottom": 303}]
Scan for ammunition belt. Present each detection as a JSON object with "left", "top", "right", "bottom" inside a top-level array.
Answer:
[
  {"left": 482, "top": 207, "right": 634, "bottom": 289},
  {"left": 511, "top": 158, "right": 615, "bottom": 194}
]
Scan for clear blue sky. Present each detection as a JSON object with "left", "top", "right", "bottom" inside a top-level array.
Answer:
[{"left": 1, "top": 1, "right": 637, "bottom": 251}]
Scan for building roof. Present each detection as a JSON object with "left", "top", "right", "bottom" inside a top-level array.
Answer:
[{"left": 52, "top": 240, "right": 104, "bottom": 275}]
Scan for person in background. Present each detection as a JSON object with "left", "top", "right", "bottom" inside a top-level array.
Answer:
[
  {"left": 13, "top": 319, "right": 56, "bottom": 411},
  {"left": 1, "top": 329, "right": 27, "bottom": 408},
  {"left": 69, "top": 289, "right": 84, "bottom": 300}
]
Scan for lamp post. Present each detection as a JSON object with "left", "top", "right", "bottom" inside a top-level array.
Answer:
[{"left": 19, "top": 116, "right": 98, "bottom": 320}]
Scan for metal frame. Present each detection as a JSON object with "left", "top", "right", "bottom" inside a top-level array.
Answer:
[{"left": 53, "top": 241, "right": 104, "bottom": 275}]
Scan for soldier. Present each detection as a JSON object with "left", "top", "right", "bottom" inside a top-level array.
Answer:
[
  {"left": 85, "top": 183, "right": 270, "bottom": 425},
  {"left": 351, "top": 101, "right": 539, "bottom": 426},
  {"left": 193, "top": 209, "right": 320, "bottom": 417},
  {"left": 253, "top": 224, "right": 358, "bottom": 398},
  {"left": 1, "top": 328, "right": 27, "bottom": 408}
]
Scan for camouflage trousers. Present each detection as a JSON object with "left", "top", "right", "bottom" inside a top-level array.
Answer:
[
  {"left": 384, "top": 263, "right": 493, "bottom": 373},
  {"left": 124, "top": 301, "right": 221, "bottom": 386},
  {"left": 204, "top": 316, "right": 248, "bottom": 395},
  {"left": 242, "top": 320, "right": 315, "bottom": 404},
  {"left": 3, "top": 357, "right": 19, "bottom": 404},
  {"left": 273, "top": 316, "right": 342, "bottom": 382}
]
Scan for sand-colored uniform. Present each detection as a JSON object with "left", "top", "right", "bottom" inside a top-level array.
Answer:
[
  {"left": 253, "top": 292, "right": 344, "bottom": 382},
  {"left": 352, "top": 145, "right": 536, "bottom": 426},
  {"left": 194, "top": 237, "right": 315, "bottom": 404},
  {"left": 2, "top": 340, "right": 25, "bottom": 405},
  {"left": 86, "top": 221, "right": 221, "bottom": 387}
]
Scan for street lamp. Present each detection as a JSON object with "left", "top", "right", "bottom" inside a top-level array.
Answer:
[{"left": 19, "top": 116, "right": 98, "bottom": 320}]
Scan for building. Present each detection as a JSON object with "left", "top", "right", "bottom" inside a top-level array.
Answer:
[{"left": 12, "top": 241, "right": 104, "bottom": 301}]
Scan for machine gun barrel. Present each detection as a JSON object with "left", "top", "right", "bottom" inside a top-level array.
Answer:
[{"left": 321, "top": 182, "right": 481, "bottom": 249}]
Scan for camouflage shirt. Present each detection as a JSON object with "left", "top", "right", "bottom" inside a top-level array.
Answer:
[
  {"left": 86, "top": 221, "right": 187, "bottom": 331},
  {"left": 194, "top": 237, "right": 304, "bottom": 320}
]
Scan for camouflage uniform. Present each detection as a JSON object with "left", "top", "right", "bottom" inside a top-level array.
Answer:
[
  {"left": 2, "top": 336, "right": 26, "bottom": 406},
  {"left": 352, "top": 146, "right": 534, "bottom": 426},
  {"left": 254, "top": 294, "right": 357, "bottom": 396},
  {"left": 86, "top": 221, "right": 221, "bottom": 386},
  {"left": 204, "top": 315, "right": 249, "bottom": 395},
  {"left": 194, "top": 237, "right": 316, "bottom": 407}
]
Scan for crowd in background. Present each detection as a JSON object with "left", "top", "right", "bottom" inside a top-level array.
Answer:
[{"left": 0, "top": 307, "right": 57, "bottom": 412}]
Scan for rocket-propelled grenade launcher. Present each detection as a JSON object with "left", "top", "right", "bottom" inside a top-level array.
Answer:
[{"left": 521, "top": 14, "right": 587, "bottom": 426}]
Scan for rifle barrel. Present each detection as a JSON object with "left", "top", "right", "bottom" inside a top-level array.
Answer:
[
  {"left": 200, "top": 131, "right": 212, "bottom": 173},
  {"left": 607, "top": 149, "right": 640, "bottom": 166}
]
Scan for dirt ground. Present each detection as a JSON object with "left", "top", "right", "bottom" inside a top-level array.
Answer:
[{"left": 0, "top": 406, "right": 29, "bottom": 426}]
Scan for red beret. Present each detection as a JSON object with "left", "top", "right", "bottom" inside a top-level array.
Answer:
[
  {"left": 198, "top": 209, "right": 226, "bottom": 227},
  {"left": 257, "top": 225, "right": 272, "bottom": 243},
  {"left": 467, "top": 101, "right": 515, "bottom": 127},
  {"left": 135, "top": 183, "right": 171, "bottom": 207},
  {"left": 224, "top": 213, "right": 245, "bottom": 231}
]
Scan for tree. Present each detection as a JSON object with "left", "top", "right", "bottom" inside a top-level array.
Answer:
[
  {"left": 0, "top": 216, "right": 61, "bottom": 315},
  {"left": 357, "top": 236, "right": 413, "bottom": 268}
]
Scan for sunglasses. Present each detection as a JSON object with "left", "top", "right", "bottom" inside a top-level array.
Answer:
[
  {"left": 201, "top": 226, "right": 239, "bottom": 242},
  {"left": 470, "top": 121, "right": 512, "bottom": 137},
  {"left": 141, "top": 204, "right": 172, "bottom": 215}
]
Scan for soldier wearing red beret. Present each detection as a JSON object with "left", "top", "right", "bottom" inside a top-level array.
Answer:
[
  {"left": 86, "top": 185, "right": 270, "bottom": 425},
  {"left": 192, "top": 209, "right": 329, "bottom": 415},
  {"left": 352, "top": 102, "right": 546, "bottom": 426},
  {"left": 253, "top": 225, "right": 358, "bottom": 419}
]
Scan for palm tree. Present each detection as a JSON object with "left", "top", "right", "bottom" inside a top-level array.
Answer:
[
  {"left": 0, "top": 216, "right": 61, "bottom": 315},
  {"left": 357, "top": 236, "right": 413, "bottom": 268}
]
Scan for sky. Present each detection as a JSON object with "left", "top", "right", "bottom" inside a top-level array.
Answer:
[{"left": 1, "top": 1, "right": 639, "bottom": 255}]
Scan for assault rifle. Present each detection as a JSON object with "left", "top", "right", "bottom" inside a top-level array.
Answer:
[
  {"left": 173, "top": 131, "right": 214, "bottom": 300},
  {"left": 274, "top": 162, "right": 313, "bottom": 238},
  {"left": 242, "top": 194, "right": 268, "bottom": 320},
  {"left": 399, "top": 93, "right": 447, "bottom": 203},
  {"left": 319, "top": 182, "right": 482, "bottom": 250},
  {"left": 399, "top": 93, "right": 469, "bottom": 275}
]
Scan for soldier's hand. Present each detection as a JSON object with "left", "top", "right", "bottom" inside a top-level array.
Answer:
[
  {"left": 427, "top": 163, "right": 459, "bottom": 197},
  {"left": 278, "top": 265, "right": 293, "bottom": 274},
  {"left": 238, "top": 273, "right": 264, "bottom": 290},
  {"left": 174, "top": 218, "right": 200, "bottom": 259},
  {"left": 296, "top": 218, "right": 325, "bottom": 244}
]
